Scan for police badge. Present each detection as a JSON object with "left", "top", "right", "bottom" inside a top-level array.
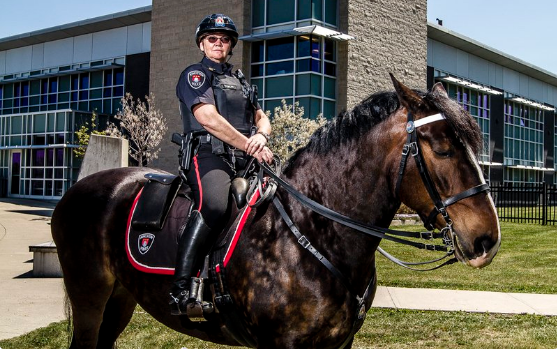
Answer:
[
  {"left": 138, "top": 233, "right": 155, "bottom": 255},
  {"left": 188, "top": 70, "right": 206, "bottom": 89}
]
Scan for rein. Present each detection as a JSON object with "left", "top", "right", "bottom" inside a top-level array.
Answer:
[{"left": 257, "top": 111, "right": 489, "bottom": 276}]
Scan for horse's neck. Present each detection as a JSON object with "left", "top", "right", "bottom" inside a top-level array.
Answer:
[{"left": 279, "top": 132, "right": 399, "bottom": 293}]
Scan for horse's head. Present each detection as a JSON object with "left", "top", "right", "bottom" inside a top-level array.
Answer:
[{"left": 389, "top": 74, "right": 500, "bottom": 268}]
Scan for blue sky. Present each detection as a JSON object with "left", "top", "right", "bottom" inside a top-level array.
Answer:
[
  {"left": 427, "top": 0, "right": 557, "bottom": 75},
  {"left": 1, "top": 0, "right": 556, "bottom": 75}
]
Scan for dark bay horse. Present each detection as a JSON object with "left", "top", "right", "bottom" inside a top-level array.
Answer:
[{"left": 51, "top": 76, "right": 500, "bottom": 348}]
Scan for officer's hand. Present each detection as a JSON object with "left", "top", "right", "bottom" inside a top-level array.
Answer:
[
  {"left": 254, "top": 146, "right": 273, "bottom": 164},
  {"left": 245, "top": 133, "right": 267, "bottom": 156}
]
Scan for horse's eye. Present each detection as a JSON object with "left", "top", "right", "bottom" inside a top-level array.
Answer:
[{"left": 433, "top": 149, "right": 453, "bottom": 158}]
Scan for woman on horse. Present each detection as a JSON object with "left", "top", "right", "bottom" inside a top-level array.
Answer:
[{"left": 170, "top": 13, "right": 273, "bottom": 316}]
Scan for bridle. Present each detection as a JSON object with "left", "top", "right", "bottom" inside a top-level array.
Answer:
[
  {"left": 394, "top": 111, "right": 489, "bottom": 245},
  {"left": 257, "top": 110, "right": 489, "bottom": 274}
]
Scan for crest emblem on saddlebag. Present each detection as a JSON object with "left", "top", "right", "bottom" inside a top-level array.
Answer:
[{"left": 138, "top": 233, "right": 155, "bottom": 255}]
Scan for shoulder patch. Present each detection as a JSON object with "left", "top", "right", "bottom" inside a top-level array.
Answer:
[{"left": 188, "top": 70, "right": 206, "bottom": 89}]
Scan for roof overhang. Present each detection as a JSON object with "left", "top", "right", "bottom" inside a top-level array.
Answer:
[
  {"left": 0, "top": 6, "right": 152, "bottom": 51},
  {"left": 427, "top": 23, "right": 557, "bottom": 87},
  {"left": 240, "top": 25, "right": 354, "bottom": 42}
]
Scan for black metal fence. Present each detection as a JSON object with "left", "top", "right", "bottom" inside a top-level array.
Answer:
[{"left": 490, "top": 182, "right": 557, "bottom": 225}]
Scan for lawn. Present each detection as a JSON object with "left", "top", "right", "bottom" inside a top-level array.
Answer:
[
  {"left": 377, "top": 221, "right": 557, "bottom": 294},
  {"left": 1, "top": 308, "right": 556, "bottom": 349},
  {"left": 1, "top": 222, "right": 556, "bottom": 348}
]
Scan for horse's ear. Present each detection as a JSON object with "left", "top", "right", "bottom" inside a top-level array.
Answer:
[
  {"left": 431, "top": 82, "right": 448, "bottom": 98},
  {"left": 389, "top": 73, "right": 424, "bottom": 113}
]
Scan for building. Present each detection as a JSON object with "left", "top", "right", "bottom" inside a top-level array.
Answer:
[
  {"left": 0, "top": 6, "right": 151, "bottom": 198},
  {"left": 0, "top": 1, "right": 556, "bottom": 199}
]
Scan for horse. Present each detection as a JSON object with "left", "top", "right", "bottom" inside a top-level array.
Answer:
[{"left": 51, "top": 75, "right": 500, "bottom": 348}]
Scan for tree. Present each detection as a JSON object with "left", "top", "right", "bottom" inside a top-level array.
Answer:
[
  {"left": 107, "top": 93, "right": 168, "bottom": 167},
  {"left": 267, "top": 99, "right": 327, "bottom": 162},
  {"left": 73, "top": 110, "right": 106, "bottom": 158}
]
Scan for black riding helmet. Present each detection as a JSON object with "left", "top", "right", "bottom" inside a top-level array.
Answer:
[{"left": 195, "top": 14, "right": 239, "bottom": 48}]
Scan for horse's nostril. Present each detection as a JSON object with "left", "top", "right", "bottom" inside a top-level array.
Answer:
[{"left": 474, "top": 234, "right": 496, "bottom": 254}]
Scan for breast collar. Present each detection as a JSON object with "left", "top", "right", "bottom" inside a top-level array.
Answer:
[{"left": 201, "top": 57, "right": 232, "bottom": 75}]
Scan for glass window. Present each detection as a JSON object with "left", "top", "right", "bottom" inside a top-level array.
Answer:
[
  {"left": 21, "top": 82, "right": 29, "bottom": 97},
  {"left": 91, "top": 71, "right": 103, "bottom": 88},
  {"left": 324, "top": 39, "right": 335, "bottom": 61},
  {"left": 267, "top": 0, "right": 294, "bottom": 25},
  {"left": 323, "top": 100, "right": 336, "bottom": 119},
  {"left": 297, "top": 36, "right": 320, "bottom": 58},
  {"left": 58, "top": 93, "right": 70, "bottom": 102},
  {"left": 253, "top": 0, "right": 265, "bottom": 27},
  {"left": 50, "top": 79, "right": 58, "bottom": 93},
  {"left": 267, "top": 37, "right": 294, "bottom": 61},
  {"left": 33, "top": 114, "right": 46, "bottom": 133},
  {"left": 4, "top": 84, "right": 13, "bottom": 98},
  {"left": 266, "top": 61, "right": 294, "bottom": 75},
  {"left": 298, "top": 0, "right": 322, "bottom": 21},
  {"left": 114, "top": 68, "right": 124, "bottom": 85},
  {"left": 32, "top": 149, "right": 45, "bottom": 166},
  {"left": 297, "top": 97, "right": 321, "bottom": 119},
  {"left": 295, "top": 74, "right": 321, "bottom": 96},
  {"left": 325, "top": 0, "right": 337, "bottom": 25},
  {"left": 90, "top": 89, "right": 102, "bottom": 99},
  {"left": 324, "top": 77, "right": 335, "bottom": 99},
  {"left": 11, "top": 115, "right": 22, "bottom": 134},
  {"left": 59, "top": 76, "right": 70, "bottom": 92},
  {"left": 251, "top": 64, "right": 264, "bottom": 77},
  {"left": 71, "top": 75, "right": 79, "bottom": 90},
  {"left": 56, "top": 113, "right": 66, "bottom": 132},
  {"left": 80, "top": 74, "right": 89, "bottom": 89},
  {"left": 265, "top": 76, "right": 293, "bottom": 98},
  {"left": 104, "top": 71, "right": 113, "bottom": 87},
  {"left": 265, "top": 99, "right": 292, "bottom": 115},
  {"left": 252, "top": 41, "right": 264, "bottom": 63}
]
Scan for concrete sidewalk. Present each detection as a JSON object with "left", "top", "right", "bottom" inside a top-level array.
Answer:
[
  {"left": 373, "top": 286, "right": 557, "bottom": 316},
  {"left": 0, "top": 198, "right": 556, "bottom": 341},
  {"left": 0, "top": 198, "right": 65, "bottom": 341}
]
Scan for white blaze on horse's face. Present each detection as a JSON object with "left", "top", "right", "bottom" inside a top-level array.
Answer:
[
  {"left": 412, "top": 112, "right": 501, "bottom": 268},
  {"left": 462, "top": 145, "right": 501, "bottom": 268}
]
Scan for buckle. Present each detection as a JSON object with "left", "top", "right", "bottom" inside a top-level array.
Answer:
[
  {"left": 420, "top": 231, "right": 433, "bottom": 240},
  {"left": 298, "top": 235, "right": 311, "bottom": 249}
]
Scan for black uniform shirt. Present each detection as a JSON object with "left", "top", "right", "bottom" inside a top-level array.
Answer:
[{"left": 176, "top": 56, "right": 234, "bottom": 113}]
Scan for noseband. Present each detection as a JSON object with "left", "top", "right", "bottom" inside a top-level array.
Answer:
[{"left": 394, "top": 112, "right": 490, "bottom": 241}]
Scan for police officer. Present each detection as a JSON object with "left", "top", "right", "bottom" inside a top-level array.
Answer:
[{"left": 170, "top": 14, "right": 273, "bottom": 316}]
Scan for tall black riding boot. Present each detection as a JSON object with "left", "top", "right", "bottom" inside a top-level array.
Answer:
[{"left": 169, "top": 210, "right": 213, "bottom": 316}]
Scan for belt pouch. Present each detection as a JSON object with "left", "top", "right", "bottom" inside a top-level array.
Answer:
[{"left": 132, "top": 173, "right": 182, "bottom": 230}]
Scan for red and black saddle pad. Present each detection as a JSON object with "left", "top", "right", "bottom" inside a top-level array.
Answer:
[{"left": 126, "top": 187, "right": 193, "bottom": 275}]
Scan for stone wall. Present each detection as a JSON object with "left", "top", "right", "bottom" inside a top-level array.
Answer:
[
  {"left": 339, "top": 0, "right": 427, "bottom": 110},
  {"left": 149, "top": 0, "right": 250, "bottom": 173},
  {"left": 77, "top": 134, "right": 129, "bottom": 180}
]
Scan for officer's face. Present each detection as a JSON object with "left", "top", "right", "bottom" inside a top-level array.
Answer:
[{"left": 200, "top": 32, "right": 232, "bottom": 63}]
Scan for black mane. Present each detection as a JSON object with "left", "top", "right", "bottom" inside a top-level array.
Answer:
[{"left": 285, "top": 88, "right": 483, "bottom": 169}]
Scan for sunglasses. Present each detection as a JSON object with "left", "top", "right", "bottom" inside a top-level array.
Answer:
[{"left": 205, "top": 36, "right": 231, "bottom": 44}]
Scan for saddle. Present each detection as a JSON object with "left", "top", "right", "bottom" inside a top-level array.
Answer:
[{"left": 126, "top": 173, "right": 256, "bottom": 274}]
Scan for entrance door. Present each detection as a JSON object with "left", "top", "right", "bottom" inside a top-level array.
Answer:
[{"left": 9, "top": 150, "right": 21, "bottom": 195}]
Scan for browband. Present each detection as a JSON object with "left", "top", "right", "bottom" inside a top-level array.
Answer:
[{"left": 413, "top": 113, "right": 445, "bottom": 128}]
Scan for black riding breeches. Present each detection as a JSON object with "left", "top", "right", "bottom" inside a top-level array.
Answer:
[{"left": 185, "top": 144, "right": 236, "bottom": 231}]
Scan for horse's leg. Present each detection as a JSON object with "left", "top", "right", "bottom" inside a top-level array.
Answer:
[
  {"left": 96, "top": 281, "right": 137, "bottom": 348},
  {"left": 66, "top": 274, "right": 116, "bottom": 349}
]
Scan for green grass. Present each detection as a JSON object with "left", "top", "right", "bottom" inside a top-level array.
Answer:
[
  {"left": 2, "top": 221, "right": 557, "bottom": 348},
  {"left": 1, "top": 308, "right": 556, "bottom": 349},
  {"left": 378, "top": 221, "right": 557, "bottom": 294}
]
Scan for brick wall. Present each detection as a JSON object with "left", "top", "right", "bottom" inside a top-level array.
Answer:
[
  {"left": 149, "top": 0, "right": 249, "bottom": 173},
  {"left": 150, "top": 0, "right": 426, "bottom": 170},
  {"left": 338, "top": 0, "right": 427, "bottom": 110}
]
